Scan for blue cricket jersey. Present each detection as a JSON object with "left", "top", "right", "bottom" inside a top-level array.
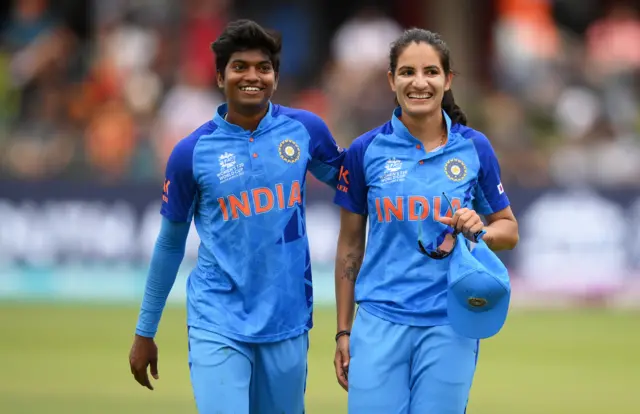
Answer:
[
  {"left": 162, "top": 102, "right": 343, "bottom": 343},
  {"left": 334, "top": 107, "right": 510, "bottom": 327}
]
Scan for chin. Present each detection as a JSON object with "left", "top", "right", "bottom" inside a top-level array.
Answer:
[
  {"left": 236, "top": 98, "right": 269, "bottom": 109},
  {"left": 403, "top": 103, "right": 438, "bottom": 118}
]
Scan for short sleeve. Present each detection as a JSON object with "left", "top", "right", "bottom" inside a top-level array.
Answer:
[
  {"left": 295, "top": 111, "right": 344, "bottom": 187},
  {"left": 471, "top": 133, "right": 510, "bottom": 215},
  {"left": 160, "top": 136, "right": 198, "bottom": 222},
  {"left": 333, "top": 137, "right": 368, "bottom": 215}
]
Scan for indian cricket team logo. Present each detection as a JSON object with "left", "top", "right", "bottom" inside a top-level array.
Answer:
[
  {"left": 444, "top": 158, "right": 467, "bottom": 182},
  {"left": 468, "top": 297, "right": 488, "bottom": 308},
  {"left": 278, "top": 139, "right": 300, "bottom": 163}
]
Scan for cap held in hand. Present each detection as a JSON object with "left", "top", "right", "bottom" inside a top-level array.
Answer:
[{"left": 446, "top": 233, "right": 511, "bottom": 339}]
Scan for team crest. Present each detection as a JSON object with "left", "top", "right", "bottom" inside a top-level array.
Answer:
[
  {"left": 468, "top": 297, "right": 488, "bottom": 308},
  {"left": 279, "top": 139, "right": 300, "bottom": 163},
  {"left": 444, "top": 158, "right": 467, "bottom": 182}
]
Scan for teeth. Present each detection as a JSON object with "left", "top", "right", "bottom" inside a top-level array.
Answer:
[
  {"left": 241, "top": 87, "right": 261, "bottom": 91},
  {"left": 409, "top": 93, "right": 431, "bottom": 99}
]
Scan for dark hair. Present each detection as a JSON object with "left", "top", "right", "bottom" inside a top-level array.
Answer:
[
  {"left": 389, "top": 28, "right": 467, "bottom": 126},
  {"left": 211, "top": 19, "right": 282, "bottom": 77}
]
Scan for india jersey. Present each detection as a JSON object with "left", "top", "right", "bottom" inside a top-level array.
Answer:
[
  {"left": 334, "top": 108, "right": 510, "bottom": 326},
  {"left": 162, "top": 102, "right": 343, "bottom": 343}
]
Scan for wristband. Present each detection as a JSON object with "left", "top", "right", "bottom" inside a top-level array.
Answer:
[{"left": 335, "top": 330, "right": 350, "bottom": 342}]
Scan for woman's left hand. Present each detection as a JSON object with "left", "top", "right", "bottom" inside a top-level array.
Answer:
[{"left": 437, "top": 208, "right": 484, "bottom": 242}]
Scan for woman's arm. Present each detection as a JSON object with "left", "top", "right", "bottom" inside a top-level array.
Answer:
[
  {"left": 483, "top": 206, "right": 519, "bottom": 251},
  {"left": 335, "top": 208, "right": 367, "bottom": 333}
]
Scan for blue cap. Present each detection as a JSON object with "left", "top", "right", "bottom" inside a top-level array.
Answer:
[{"left": 447, "top": 233, "right": 511, "bottom": 339}]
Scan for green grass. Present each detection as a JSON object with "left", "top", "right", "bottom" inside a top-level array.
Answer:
[{"left": 0, "top": 303, "right": 638, "bottom": 413}]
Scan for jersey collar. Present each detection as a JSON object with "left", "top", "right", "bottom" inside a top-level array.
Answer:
[
  {"left": 213, "top": 101, "right": 275, "bottom": 134},
  {"left": 391, "top": 106, "right": 453, "bottom": 145}
]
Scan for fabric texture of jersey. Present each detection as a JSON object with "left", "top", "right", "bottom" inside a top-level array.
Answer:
[
  {"left": 162, "top": 102, "right": 344, "bottom": 343},
  {"left": 334, "top": 107, "right": 510, "bottom": 327}
]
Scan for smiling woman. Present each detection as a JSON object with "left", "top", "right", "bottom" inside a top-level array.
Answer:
[
  {"left": 129, "top": 18, "right": 345, "bottom": 414},
  {"left": 332, "top": 27, "right": 519, "bottom": 414},
  {"left": 387, "top": 29, "right": 467, "bottom": 152},
  {"left": 210, "top": 19, "right": 282, "bottom": 131}
]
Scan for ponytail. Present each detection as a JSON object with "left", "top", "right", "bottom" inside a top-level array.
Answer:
[{"left": 442, "top": 89, "right": 467, "bottom": 126}]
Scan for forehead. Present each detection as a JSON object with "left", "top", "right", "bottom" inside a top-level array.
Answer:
[
  {"left": 397, "top": 42, "right": 442, "bottom": 68},
  {"left": 227, "top": 49, "right": 271, "bottom": 65}
]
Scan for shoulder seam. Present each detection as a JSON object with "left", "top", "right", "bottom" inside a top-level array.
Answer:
[
  {"left": 191, "top": 124, "right": 219, "bottom": 181},
  {"left": 360, "top": 126, "right": 391, "bottom": 184}
]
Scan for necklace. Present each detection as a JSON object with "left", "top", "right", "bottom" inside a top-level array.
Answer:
[{"left": 432, "top": 130, "right": 446, "bottom": 150}]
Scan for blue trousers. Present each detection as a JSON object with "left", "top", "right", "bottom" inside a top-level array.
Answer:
[
  {"left": 188, "top": 326, "right": 308, "bottom": 414},
  {"left": 348, "top": 308, "right": 479, "bottom": 414}
]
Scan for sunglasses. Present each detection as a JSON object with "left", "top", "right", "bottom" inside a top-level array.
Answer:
[{"left": 417, "top": 192, "right": 485, "bottom": 260}]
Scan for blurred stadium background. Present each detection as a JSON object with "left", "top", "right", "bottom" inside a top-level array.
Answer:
[{"left": 1, "top": 0, "right": 639, "bottom": 413}]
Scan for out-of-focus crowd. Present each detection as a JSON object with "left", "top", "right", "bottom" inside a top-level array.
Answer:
[{"left": 0, "top": 0, "right": 639, "bottom": 188}]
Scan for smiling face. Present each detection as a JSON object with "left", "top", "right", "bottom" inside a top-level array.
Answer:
[
  {"left": 217, "top": 49, "right": 278, "bottom": 113},
  {"left": 388, "top": 42, "right": 452, "bottom": 118}
]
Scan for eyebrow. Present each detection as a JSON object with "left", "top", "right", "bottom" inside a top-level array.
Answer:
[
  {"left": 398, "top": 64, "right": 440, "bottom": 71},
  {"left": 230, "top": 59, "right": 272, "bottom": 65}
]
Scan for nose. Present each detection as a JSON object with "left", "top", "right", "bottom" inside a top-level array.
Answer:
[
  {"left": 412, "top": 72, "right": 428, "bottom": 89},
  {"left": 243, "top": 67, "right": 260, "bottom": 82}
]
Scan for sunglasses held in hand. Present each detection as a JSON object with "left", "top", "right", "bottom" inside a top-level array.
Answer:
[{"left": 417, "top": 193, "right": 485, "bottom": 260}]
